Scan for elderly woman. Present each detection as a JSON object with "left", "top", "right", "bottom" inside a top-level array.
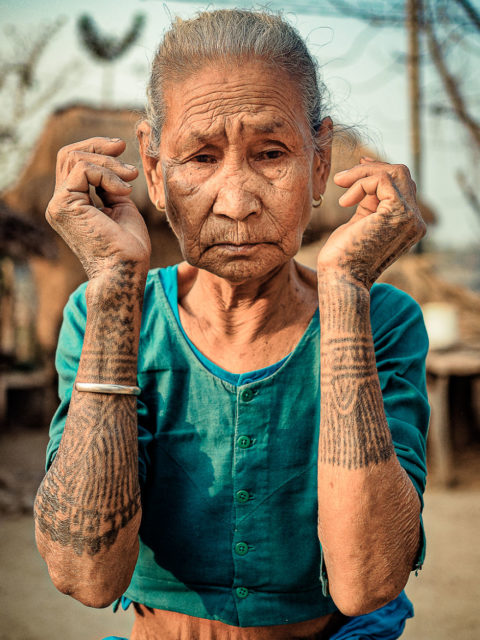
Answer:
[{"left": 34, "top": 9, "right": 429, "bottom": 640}]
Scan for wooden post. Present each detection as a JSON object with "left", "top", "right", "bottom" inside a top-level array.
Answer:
[
  {"left": 407, "top": 0, "right": 424, "bottom": 252},
  {"left": 407, "top": 0, "right": 423, "bottom": 189},
  {"left": 428, "top": 374, "right": 454, "bottom": 487}
]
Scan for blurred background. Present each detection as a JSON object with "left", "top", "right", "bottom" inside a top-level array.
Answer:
[{"left": 0, "top": 1, "right": 479, "bottom": 638}]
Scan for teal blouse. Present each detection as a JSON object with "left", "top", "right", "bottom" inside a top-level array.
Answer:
[{"left": 46, "top": 267, "right": 430, "bottom": 628}]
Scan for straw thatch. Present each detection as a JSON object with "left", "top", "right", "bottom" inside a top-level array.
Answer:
[
  {"left": 378, "top": 254, "right": 480, "bottom": 345},
  {"left": 297, "top": 244, "right": 480, "bottom": 346}
]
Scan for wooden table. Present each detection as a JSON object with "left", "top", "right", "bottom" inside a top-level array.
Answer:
[{"left": 426, "top": 347, "right": 480, "bottom": 487}]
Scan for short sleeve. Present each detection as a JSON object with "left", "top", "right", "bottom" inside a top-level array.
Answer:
[
  {"left": 371, "top": 283, "right": 430, "bottom": 571},
  {"left": 46, "top": 283, "right": 152, "bottom": 486}
]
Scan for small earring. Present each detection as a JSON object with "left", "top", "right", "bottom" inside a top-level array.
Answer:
[
  {"left": 155, "top": 199, "right": 166, "bottom": 213},
  {"left": 312, "top": 194, "right": 324, "bottom": 208}
]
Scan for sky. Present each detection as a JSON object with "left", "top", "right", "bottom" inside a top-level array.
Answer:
[{"left": 1, "top": 0, "right": 479, "bottom": 248}]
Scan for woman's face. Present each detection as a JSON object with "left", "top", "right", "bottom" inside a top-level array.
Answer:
[{"left": 142, "top": 60, "right": 331, "bottom": 283}]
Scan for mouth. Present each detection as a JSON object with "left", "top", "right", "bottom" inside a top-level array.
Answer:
[{"left": 212, "top": 242, "right": 270, "bottom": 254}]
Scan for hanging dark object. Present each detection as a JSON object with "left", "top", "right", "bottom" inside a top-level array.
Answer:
[{"left": 77, "top": 13, "right": 145, "bottom": 62}]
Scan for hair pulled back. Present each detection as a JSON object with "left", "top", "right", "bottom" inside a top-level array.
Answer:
[{"left": 145, "top": 9, "right": 329, "bottom": 155}]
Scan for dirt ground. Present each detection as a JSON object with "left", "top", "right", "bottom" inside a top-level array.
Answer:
[{"left": 1, "top": 428, "right": 479, "bottom": 640}]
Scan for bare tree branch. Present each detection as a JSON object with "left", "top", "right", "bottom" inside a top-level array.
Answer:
[
  {"left": 424, "top": 10, "right": 480, "bottom": 149},
  {"left": 454, "top": 0, "right": 480, "bottom": 31}
]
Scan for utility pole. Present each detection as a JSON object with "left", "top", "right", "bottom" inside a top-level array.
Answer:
[
  {"left": 407, "top": 0, "right": 423, "bottom": 191},
  {"left": 407, "top": 0, "right": 423, "bottom": 251}
]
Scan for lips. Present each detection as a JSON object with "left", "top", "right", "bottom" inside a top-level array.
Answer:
[{"left": 213, "top": 243, "right": 261, "bottom": 252}]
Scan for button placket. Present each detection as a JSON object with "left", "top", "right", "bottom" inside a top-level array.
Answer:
[{"left": 233, "top": 384, "right": 262, "bottom": 607}]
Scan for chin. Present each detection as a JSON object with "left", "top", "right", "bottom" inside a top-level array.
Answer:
[{"left": 187, "top": 247, "right": 292, "bottom": 284}]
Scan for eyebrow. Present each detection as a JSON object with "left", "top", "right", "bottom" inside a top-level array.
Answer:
[{"left": 179, "top": 120, "right": 288, "bottom": 149}]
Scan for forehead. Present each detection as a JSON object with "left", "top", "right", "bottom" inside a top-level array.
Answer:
[{"left": 160, "top": 60, "right": 310, "bottom": 149}]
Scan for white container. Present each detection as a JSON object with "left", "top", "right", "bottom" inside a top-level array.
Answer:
[{"left": 422, "top": 302, "right": 459, "bottom": 350}]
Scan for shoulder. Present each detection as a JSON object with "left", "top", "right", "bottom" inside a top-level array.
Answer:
[
  {"left": 370, "top": 282, "right": 421, "bottom": 313},
  {"left": 370, "top": 282, "right": 429, "bottom": 360},
  {"left": 370, "top": 282, "right": 424, "bottom": 327}
]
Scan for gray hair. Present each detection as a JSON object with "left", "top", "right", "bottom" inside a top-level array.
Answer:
[{"left": 145, "top": 9, "right": 330, "bottom": 155}]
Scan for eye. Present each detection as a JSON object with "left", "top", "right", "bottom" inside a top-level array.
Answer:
[
  {"left": 192, "top": 154, "right": 217, "bottom": 164},
  {"left": 256, "top": 149, "right": 285, "bottom": 161}
]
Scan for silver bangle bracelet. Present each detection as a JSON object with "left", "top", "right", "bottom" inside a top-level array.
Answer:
[{"left": 75, "top": 382, "right": 141, "bottom": 396}]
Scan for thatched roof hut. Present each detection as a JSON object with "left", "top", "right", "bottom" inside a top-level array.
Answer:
[
  {"left": 3, "top": 104, "right": 155, "bottom": 223},
  {"left": 1, "top": 104, "right": 437, "bottom": 355},
  {"left": 2, "top": 104, "right": 182, "bottom": 354}
]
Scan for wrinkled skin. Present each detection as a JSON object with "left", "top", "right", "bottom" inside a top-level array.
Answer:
[{"left": 138, "top": 60, "right": 331, "bottom": 284}]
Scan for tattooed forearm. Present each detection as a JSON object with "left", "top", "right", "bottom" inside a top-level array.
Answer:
[
  {"left": 35, "top": 393, "right": 140, "bottom": 556},
  {"left": 35, "top": 261, "right": 145, "bottom": 558},
  {"left": 316, "top": 275, "right": 422, "bottom": 612},
  {"left": 318, "top": 279, "right": 394, "bottom": 468}
]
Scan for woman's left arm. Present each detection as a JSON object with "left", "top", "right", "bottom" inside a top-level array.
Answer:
[{"left": 316, "top": 159, "right": 427, "bottom": 616}]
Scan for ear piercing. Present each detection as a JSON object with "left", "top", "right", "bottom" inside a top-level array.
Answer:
[{"left": 155, "top": 199, "right": 166, "bottom": 213}]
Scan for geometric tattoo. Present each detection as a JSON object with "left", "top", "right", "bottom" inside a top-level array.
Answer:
[
  {"left": 34, "top": 261, "right": 143, "bottom": 555},
  {"left": 318, "top": 280, "right": 394, "bottom": 469}
]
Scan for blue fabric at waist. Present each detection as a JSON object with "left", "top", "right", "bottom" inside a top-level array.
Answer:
[{"left": 114, "top": 591, "right": 414, "bottom": 639}]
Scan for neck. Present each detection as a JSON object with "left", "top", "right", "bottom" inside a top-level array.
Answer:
[{"left": 177, "top": 260, "right": 317, "bottom": 371}]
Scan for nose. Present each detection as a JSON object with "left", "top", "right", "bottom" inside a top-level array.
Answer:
[{"left": 212, "top": 175, "right": 260, "bottom": 221}]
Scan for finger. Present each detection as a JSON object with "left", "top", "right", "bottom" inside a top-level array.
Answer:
[
  {"left": 56, "top": 137, "right": 127, "bottom": 182},
  {"left": 97, "top": 196, "right": 150, "bottom": 253},
  {"left": 60, "top": 150, "right": 138, "bottom": 184},
  {"left": 334, "top": 161, "right": 412, "bottom": 187},
  {"left": 340, "top": 192, "right": 379, "bottom": 216},
  {"left": 95, "top": 183, "right": 134, "bottom": 208},
  {"left": 338, "top": 175, "right": 382, "bottom": 207},
  {"left": 63, "top": 162, "right": 132, "bottom": 198}
]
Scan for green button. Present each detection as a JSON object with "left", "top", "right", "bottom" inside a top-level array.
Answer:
[
  {"left": 235, "top": 541, "right": 249, "bottom": 556},
  {"left": 236, "top": 489, "right": 250, "bottom": 504},
  {"left": 236, "top": 586, "right": 249, "bottom": 598},
  {"left": 240, "top": 388, "right": 254, "bottom": 402},
  {"left": 237, "top": 435, "right": 252, "bottom": 449}
]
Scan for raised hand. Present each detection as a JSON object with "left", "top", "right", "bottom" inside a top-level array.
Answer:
[
  {"left": 317, "top": 157, "right": 426, "bottom": 289},
  {"left": 46, "top": 137, "right": 151, "bottom": 280}
]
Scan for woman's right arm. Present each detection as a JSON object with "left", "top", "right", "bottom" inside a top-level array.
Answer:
[{"left": 33, "top": 137, "right": 151, "bottom": 608}]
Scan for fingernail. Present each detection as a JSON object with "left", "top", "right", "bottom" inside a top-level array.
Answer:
[
  {"left": 335, "top": 169, "right": 349, "bottom": 175},
  {"left": 110, "top": 137, "right": 122, "bottom": 142},
  {"left": 125, "top": 164, "right": 137, "bottom": 170}
]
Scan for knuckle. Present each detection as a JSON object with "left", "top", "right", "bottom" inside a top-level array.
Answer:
[
  {"left": 45, "top": 202, "right": 58, "bottom": 225},
  {"left": 395, "top": 163, "right": 410, "bottom": 177},
  {"left": 57, "top": 144, "right": 69, "bottom": 159},
  {"left": 76, "top": 159, "right": 91, "bottom": 172}
]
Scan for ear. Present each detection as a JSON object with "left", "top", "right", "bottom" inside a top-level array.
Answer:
[
  {"left": 137, "top": 120, "right": 165, "bottom": 209},
  {"left": 312, "top": 116, "right": 333, "bottom": 198}
]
